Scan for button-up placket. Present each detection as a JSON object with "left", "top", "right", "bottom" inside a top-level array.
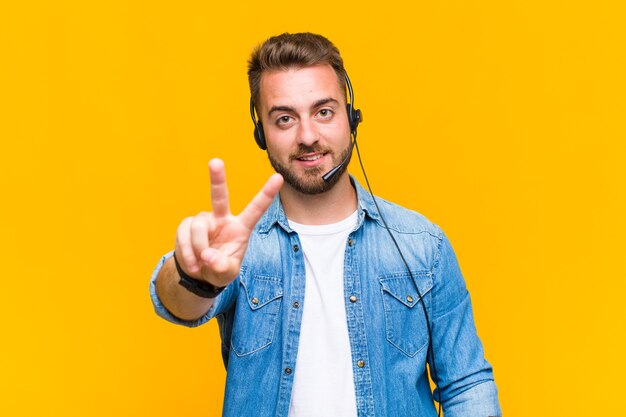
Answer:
[
  {"left": 343, "top": 229, "right": 376, "bottom": 416},
  {"left": 275, "top": 230, "right": 306, "bottom": 417}
]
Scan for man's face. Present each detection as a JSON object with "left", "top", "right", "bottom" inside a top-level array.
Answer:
[{"left": 258, "top": 65, "right": 351, "bottom": 195}]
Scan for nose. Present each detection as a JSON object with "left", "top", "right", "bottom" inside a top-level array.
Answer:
[{"left": 297, "top": 117, "right": 318, "bottom": 146}]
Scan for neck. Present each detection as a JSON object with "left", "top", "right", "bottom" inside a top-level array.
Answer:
[{"left": 280, "top": 173, "right": 357, "bottom": 225}]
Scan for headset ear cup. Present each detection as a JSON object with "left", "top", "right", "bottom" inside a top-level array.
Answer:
[
  {"left": 346, "top": 104, "right": 362, "bottom": 134},
  {"left": 346, "top": 104, "right": 354, "bottom": 132},
  {"left": 250, "top": 98, "right": 267, "bottom": 150},
  {"left": 354, "top": 108, "right": 362, "bottom": 130},
  {"left": 254, "top": 122, "right": 267, "bottom": 150}
]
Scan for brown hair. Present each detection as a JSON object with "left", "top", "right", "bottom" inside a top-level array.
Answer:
[{"left": 247, "top": 32, "right": 347, "bottom": 107}]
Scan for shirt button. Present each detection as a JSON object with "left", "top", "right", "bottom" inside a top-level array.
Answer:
[
  {"left": 348, "top": 239, "right": 354, "bottom": 247},
  {"left": 406, "top": 295, "right": 414, "bottom": 303},
  {"left": 349, "top": 295, "right": 357, "bottom": 303},
  {"left": 293, "top": 301, "right": 300, "bottom": 308},
  {"left": 357, "top": 360, "right": 365, "bottom": 368},
  {"left": 293, "top": 244, "right": 299, "bottom": 252},
  {"left": 251, "top": 297, "right": 259, "bottom": 305},
  {"left": 284, "top": 367, "right": 292, "bottom": 375}
]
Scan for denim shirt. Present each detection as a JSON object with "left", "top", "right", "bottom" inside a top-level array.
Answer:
[{"left": 150, "top": 178, "right": 501, "bottom": 417}]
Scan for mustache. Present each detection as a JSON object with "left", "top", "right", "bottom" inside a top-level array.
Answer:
[{"left": 289, "top": 145, "right": 332, "bottom": 160}]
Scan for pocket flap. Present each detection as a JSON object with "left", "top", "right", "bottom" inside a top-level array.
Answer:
[
  {"left": 379, "top": 273, "right": 433, "bottom": 308},
  {"left": 242, "top": 275, "right": 283, "bottom": 310}
]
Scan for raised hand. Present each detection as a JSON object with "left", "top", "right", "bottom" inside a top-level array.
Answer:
[{"left": 175, "top": 158, "right": 283, "bottom": 287}]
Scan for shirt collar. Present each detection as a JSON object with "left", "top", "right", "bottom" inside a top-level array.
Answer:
[{"left": 256, "top": 175, "right": 381, "bottom": 234}]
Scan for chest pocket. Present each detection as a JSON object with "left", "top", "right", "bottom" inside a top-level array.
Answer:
[
  {"left": 231, "top": 275, "right": 283, "bottom": 357},
  {"left": 379, "top": 272, "right": 433, "bottom": 357}
]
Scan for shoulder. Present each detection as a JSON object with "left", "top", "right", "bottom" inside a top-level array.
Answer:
[
  {"left": 353, "top": 176, "right": 442, "bottom": 240},
  {"left": 370, "top": 196, "right": 442, "bottom": 239},
  {"left": 360, "top": 195, "right": 448, "bottom": 272}
]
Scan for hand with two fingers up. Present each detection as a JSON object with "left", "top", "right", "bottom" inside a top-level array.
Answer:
[{"left": 156, "top": 158, "right": 283, "bottom": 320}]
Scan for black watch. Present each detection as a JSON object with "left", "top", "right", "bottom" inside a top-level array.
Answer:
[{"left": 173, "top": 252, "right": 226, "bottom": 299}]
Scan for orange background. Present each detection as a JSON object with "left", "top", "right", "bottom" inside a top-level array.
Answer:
[{"left": 1, "top": 1, "right": 625, "bottom": 416}]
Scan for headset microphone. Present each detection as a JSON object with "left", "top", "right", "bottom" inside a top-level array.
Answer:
[{"left": 322, "top": 139, "right": 354, "bottom": 183}]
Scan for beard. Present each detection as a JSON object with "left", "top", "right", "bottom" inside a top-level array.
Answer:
[{"left": 268, "top": 142, "right": 352, "bottom": 195}]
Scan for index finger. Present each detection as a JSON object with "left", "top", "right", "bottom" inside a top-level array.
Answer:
[
  {"left": 209, "top": 158, "right": 230, "bottom": 218},
  {"left": 239, "top": 173, "right": 284, "bottom": 230}
]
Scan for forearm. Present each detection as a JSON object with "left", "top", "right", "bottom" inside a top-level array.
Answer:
[
  {"left": 155, "top": 256, "right": 215, "bottom": 321},
  {"left": 440, "top": 380, "right": 501, "bottom": 417}
]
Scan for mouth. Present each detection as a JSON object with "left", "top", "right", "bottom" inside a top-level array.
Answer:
[
  {"left": 296, "top": 153, "right": 326, "bottom": 162},
  {"left": 292, "top": 151, "right": 329, "bottom": 168}
]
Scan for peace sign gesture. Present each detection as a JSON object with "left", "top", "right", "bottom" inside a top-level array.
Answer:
[{"left": 175, "top": 159, "right": 284, "bottom": 287}]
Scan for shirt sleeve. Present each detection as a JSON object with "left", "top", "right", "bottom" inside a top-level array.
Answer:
[
  {"left": 149, "top": 250, "right": 238, "bottom": 327},
  {"left": 428, "top": 229, "right": 502, "bottom": 417}
]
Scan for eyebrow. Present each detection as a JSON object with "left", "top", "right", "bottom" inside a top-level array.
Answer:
[{"left": 267, "top": 97, "right": 340, "bottom": 117}]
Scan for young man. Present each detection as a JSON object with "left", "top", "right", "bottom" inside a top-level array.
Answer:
[{"left": 150, "top": 33, "right": 501, "bottom": 417}]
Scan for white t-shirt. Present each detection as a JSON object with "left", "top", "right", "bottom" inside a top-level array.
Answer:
[{"left": 287, "top": 211, "right": 359, "bottom": 417}]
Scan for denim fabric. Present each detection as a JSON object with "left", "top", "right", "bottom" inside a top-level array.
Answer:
[{"left": 150, "top": 178, "right": 501, "bottom": 417}]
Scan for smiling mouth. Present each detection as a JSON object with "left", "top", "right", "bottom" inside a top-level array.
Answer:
[{"left": 297, "top": 153, "right": 325, "bottom": 161}]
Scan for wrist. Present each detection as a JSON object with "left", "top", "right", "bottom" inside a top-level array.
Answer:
[{"left": 173, "top": 252, "right": 226, "bottom": 299}]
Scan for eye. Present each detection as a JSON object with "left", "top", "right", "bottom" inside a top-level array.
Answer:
[
  {"left": 317, "top": 108, "right": 334, "bottom": 119},
  {"left": 276, "top": 115, "right": 294, "bottom": 126}
]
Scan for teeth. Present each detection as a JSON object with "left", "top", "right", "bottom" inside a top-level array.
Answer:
[{"left": 299, "top": 154, "right": 323, "bottom": 161}]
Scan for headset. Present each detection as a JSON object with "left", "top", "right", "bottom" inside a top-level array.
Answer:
[
  {"left": 249, "top": 73, "right": 362, "bottom": 150},
  {"left": 248, "top": 72, "right": 442, "bottom": 416}
]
